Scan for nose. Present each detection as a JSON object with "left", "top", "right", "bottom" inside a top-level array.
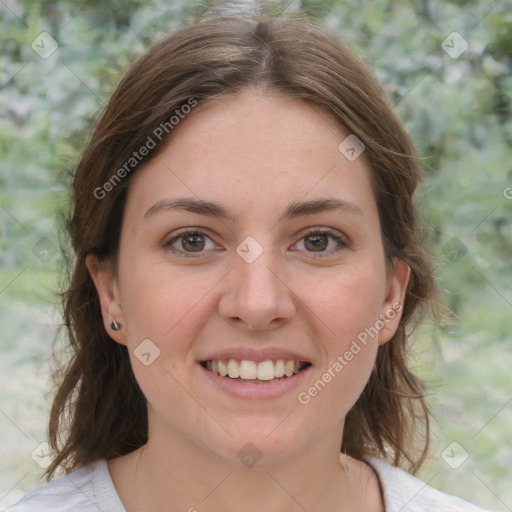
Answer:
[{"left": 217, "top": 245, "right": 296, "bottom": 331}]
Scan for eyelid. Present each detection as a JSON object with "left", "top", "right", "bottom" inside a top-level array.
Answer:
[
  {"left": 163, "top": 226, "right": 351, "bottom": 258},
  {"left": 291, "top": 227, "right": 351, "bottom": 255},
  {"left": 162, "top": 227, "right": 212, "bottom": 245},
  {"left": 163, "top": 228, "right": 221, "bottom": 258}
]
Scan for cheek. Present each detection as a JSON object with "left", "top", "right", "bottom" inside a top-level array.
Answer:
[
  {"left": 119, "top": 255, "right": 220, "bottom": 341},
  {"left": 296, "top": 268, "right": 383, "bottom": 413},
  {"left": 119, "top": 264, "right": 215, "bottom": 415},
  {"left": 305, "top": 264, "right": 386, "bottom": 340}
]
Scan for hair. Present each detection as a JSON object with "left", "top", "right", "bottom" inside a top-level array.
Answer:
[{"left": 45, "top": 10, "right": 439, "bottom": 481}]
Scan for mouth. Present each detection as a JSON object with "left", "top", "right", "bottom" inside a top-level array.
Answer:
[{"left": 200, "top": 359, "right": 312, "bottom": 384}]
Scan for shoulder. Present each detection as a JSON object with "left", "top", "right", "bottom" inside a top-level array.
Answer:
[
  {"left": 365, "top": 456, "right": 493, "bottom": 512},
  {"left": 4, "top": 459, "right": 125, "bottom": 512}
]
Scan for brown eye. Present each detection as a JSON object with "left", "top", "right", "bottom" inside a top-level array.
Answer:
[
  {"left": 304, "top": 233, "right": 329, "bottom": 252},
  {"left": 181, "top": 234, "right": 205, "bottom": 252},
  {"left": 293, "top": 228, "right": 349, "bottom": 255},
  {"left": 164, "top": 228, "right": 218, "bottom": 257}
]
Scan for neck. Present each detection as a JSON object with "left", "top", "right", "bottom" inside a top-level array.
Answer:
[{"left": 109, "top": 430, "right": 382, "bottom": 512}]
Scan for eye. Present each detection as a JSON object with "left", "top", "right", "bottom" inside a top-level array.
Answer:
[
  {"left": 163, "top": 228, "right": 219, "bottom": 257},
  {"left": 292, "top": 228, "right": 350, "bottom": 255},
  {"left": 163, "top": 227, "right": 350, "bottom": 258}
]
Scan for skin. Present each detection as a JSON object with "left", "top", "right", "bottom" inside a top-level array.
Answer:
[{"left": 87, "top": 88, "right": 410, "bottom": 512}]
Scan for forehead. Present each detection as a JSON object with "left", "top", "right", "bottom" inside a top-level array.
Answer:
[{"left": 125, "top": 89, "right": 377, "bottom": 223}]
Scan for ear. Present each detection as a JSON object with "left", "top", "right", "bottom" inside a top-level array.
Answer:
[
  {"left": 85, "top": 253, "right": 127, "bottom": 346},
  {"left": 378, "top": 259, "right": 410, "bottom": 346}
]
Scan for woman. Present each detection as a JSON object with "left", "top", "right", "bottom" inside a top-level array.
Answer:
[{"left": 7, "top": 11, "right": 492, "bottom": 512}]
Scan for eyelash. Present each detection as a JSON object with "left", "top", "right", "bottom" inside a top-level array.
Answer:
[{"left": 163, "top": 228, "right": 350, "bottom": 258}]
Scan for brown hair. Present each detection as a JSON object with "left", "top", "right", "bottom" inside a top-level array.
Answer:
[{"left": 46, "top": 11, "right": 438, "bottom": 480}]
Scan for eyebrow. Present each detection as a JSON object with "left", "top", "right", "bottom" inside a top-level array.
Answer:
[{"left": 143, "top": 196, "right": 363, "bottom": 222}]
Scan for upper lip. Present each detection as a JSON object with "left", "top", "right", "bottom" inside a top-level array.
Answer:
[{"left": 199, "top": 347, "right": 312, "bottom": 363}]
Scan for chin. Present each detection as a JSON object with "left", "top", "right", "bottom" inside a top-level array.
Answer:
[{"left": 205, "top": 418, "right": 308, "bottom": 467}]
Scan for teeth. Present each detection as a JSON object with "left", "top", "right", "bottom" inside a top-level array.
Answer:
[
  {"left": 274, "top": 359, "right": 285, "bottom": 378},
  {"left": 218, "top": 360, "right": 228, "bottom": 377},
  {"left": 239, "top": 360, "right": 257, "bottom": 379},
  {"left": 257, "top": 360, "right": 275, "bottom": 380},
  {"left": 204, "top": 359, "right": 308, "bottom": 381},
  {"left": 227, "top": 359, "right": 240, "bottom": 378}
]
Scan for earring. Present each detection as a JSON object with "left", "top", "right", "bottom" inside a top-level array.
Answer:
[{"left": 111, "top": 320, "right": 121, "bottom": 331}]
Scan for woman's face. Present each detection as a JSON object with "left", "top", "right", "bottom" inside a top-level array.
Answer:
[{"left": 89, "top": 89, "right": 408, "bottom": 465}]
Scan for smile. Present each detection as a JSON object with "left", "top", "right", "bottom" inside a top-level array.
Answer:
[
  {"left": 201, "top": 359, "right": 311, "bottom": 382},
  {"left": 199, "top": 357, "right": 313, "bottom": 399}
]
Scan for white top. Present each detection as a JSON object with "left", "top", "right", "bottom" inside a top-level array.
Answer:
[{"left": 5, "top": 456, "right": 492, "bottom": 511}]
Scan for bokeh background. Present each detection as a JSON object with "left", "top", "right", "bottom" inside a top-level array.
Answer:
[{"left": 1, "top": 0, "right": 511, "bottom": 510}]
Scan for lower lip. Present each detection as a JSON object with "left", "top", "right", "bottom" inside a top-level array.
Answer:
[{"left": 198, "top": 363, "right": 312, "bottom": 399}]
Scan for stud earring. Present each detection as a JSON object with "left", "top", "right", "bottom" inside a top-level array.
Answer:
[{"left": 111, "top": 320, "right": 121, "bottom": 331}]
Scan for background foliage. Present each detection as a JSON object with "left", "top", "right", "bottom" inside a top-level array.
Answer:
[{"left": 1, "top": 0, "right": 511, "bottom": 510}]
